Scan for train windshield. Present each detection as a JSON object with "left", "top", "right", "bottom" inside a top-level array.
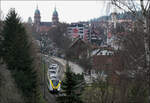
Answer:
[{"left": 52, "top": 80, "right": 59, "bottom": 86}]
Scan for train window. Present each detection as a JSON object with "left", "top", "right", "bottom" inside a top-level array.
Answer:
[{"left": 51, "top": 76, "right": 56, "bottom": 79}]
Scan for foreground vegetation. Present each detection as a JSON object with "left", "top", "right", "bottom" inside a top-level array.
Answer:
[
  {"left": 0, "top": 9, "right": 44, "bottom": 103},
  {"left": 57, "top": 63, "right": 84, "bottom": 103}
]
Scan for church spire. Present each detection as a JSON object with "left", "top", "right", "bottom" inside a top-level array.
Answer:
[
  {"left": 52, "top": 5, "right": 59, "bottom": 25},
  {"left": 54, "top": 5, "right": 57, "bottom": 12},
  {"left": 36, "top": 4, "right": 38, "bottom": 9},
  {"left": 34, "top": 4, "right": 41, "bottom": 28}
]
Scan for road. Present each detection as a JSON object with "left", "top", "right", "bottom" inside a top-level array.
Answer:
[
  {"left": 51, "top": 57, "right": 93, "bottom": 83},
  {"left": 51, "top": 56, "right": 84, "bottom": 74}
]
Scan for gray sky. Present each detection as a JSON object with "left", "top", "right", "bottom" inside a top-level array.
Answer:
[{"left": 1, "top": 1, "right": 109, "bottom": 23}]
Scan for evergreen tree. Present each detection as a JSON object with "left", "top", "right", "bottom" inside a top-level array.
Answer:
[
  {"left": 57, "top": 63, "right": 83, "bottom": 103},
  {"left": 1, "top": 9, "right": 39, "bottom": 103}
]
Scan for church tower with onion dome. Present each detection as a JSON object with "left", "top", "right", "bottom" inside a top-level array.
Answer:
[
  {"left": 33, "top": 5, "right": 60, "bottom": 32},
  {"left": 52, "top": 6, "right": 59, "bottom": 25},
  {"left": 34, "top": 5, "right": 41, "bottom": 24},
  {"left": 34, "top": 5, "right": 41, "bottom": 32}
]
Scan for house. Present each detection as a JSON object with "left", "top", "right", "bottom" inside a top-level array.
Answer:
[
  {"left": 67, "top": 22, "right": 90, "bottom": 41},
  {"left": 66, "top": 38, "right": 91, "bottom": 60},
  {"left": 89, "top": 46, "right": 123, "bottom": 83}
]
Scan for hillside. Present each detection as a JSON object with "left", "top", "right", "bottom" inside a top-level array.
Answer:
[
  {"left": 90, "top": 11, "right": 141, "bottom": 22},
  {"left": 0, "top": 64, "right": 25, "bottom": 103}
]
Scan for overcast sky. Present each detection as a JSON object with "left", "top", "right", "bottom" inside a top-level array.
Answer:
[{"left": 1, "top": 1, "right": 111, "bottom": 23}]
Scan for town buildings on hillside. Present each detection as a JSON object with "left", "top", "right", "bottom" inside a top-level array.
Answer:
[
  {"left": 67, "top": 22, "right": 90, "bottom": 41},
  {"left": 90, "top": 12, "right": 134, "bottom": 50},
  {"left": 67, "top": 11, "right": 134, "bottom": 50},
  {"left": 67, "top": 12, "right": 135, "bottom": 82}
]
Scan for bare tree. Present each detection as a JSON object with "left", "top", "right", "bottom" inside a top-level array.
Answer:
[
  {"left": 111, "top": 0, "right": 150, "bottom": 99},
  {"left": 81, "top": 80, "right": 116, "bottom": 103},
  {"left": 111, "top": 0, "right": 150, "bottom": 70}
]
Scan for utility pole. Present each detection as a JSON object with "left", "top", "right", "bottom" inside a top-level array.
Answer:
[
  {"left": 43, "top": 34, "right": 46, "bottom": 99},
  {"left": 43, "top": 56, "right": 45, "bottom": 98},
  {"left": 40, "top": 33, "right": 46, "bottom": 99},
  {"left": 143, "top": 17, "right": 150, "bottom": 69}
]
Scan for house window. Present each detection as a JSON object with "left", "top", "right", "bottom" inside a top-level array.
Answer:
[
  {"left": 80, "top": 35, "right": 83, "bottom": 39},
  {"left": 106, "top": 52, "right": 108, "bottom": 55}
]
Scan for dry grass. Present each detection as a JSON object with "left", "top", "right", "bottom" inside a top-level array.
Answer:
[{"left": 0, "top": 64, "right": 25, "bottom": 103}]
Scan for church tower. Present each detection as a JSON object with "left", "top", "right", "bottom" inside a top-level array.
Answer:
[
  {"left": 28, "top": 17, "right": 32, "bottom": 25},
  {"left": 52, "top": 7, "right": 59, "bottom": 25},
  {"left": 111, "top": 5, "right": 117, "bottom": 29},
  {"left": 111, "top": 12, "right": 117, "bottom": 29},
  {"left": 34, "top": 5, "right": 41, "bottom": 31}
]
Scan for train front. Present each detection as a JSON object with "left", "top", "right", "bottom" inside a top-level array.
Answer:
[{"left": 49, "top": 79, "right": 61, "bottom": 93}]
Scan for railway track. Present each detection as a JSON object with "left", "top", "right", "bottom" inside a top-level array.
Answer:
[{"left": 42, "top": 55, "right": 65, "bottom": 103}]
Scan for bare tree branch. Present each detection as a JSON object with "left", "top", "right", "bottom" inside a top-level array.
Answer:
[
  {"left": 131, "top": 0, "right": 138, "bottom": 13},
  {"left": 111, "top": 0, "right": 144, "bottom": 24}
]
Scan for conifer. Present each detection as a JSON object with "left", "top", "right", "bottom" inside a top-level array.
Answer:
[
  {"left": 2, "top": 9, "right": 39, "bottom": 103},
  {"left": 57, "top": 63, "right": 83, "bottom": 103}
]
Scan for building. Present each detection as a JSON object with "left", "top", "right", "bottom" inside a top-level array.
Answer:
[
  {"left": 33, "top": 6, "right": 59, "bottom": 33},
  {"left": 67, "top": 38, "right": 91, "bottom": 59},
  {"left": 67, "top": 22, "right": 90, "bottom": 41},
  {"left": 52, "top": 7, "right": 59, "bottom": 25},
  {"left": 89, "top": 20, "right": 109, "bottom": 46},
  {"left": 27, "top": 17, "right": 33, "bottom": 25},
  {"left": 106, "top": 12, "right": 134, "bottom": 50},
  {"left": 88, "top": 45, "right": 122, "bottom": 83}
]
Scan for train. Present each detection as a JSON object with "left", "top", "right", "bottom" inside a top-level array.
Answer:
[
  {"left": 47, "top": 64, "right": 61, "bottom": 93},
  {"left": 47, "top": 77, "right": 61, "bottom": 93}
]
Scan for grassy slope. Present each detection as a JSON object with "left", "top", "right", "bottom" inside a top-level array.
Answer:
[{"left": 0, "top": 64, "right": 25, "bottom": 103}]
